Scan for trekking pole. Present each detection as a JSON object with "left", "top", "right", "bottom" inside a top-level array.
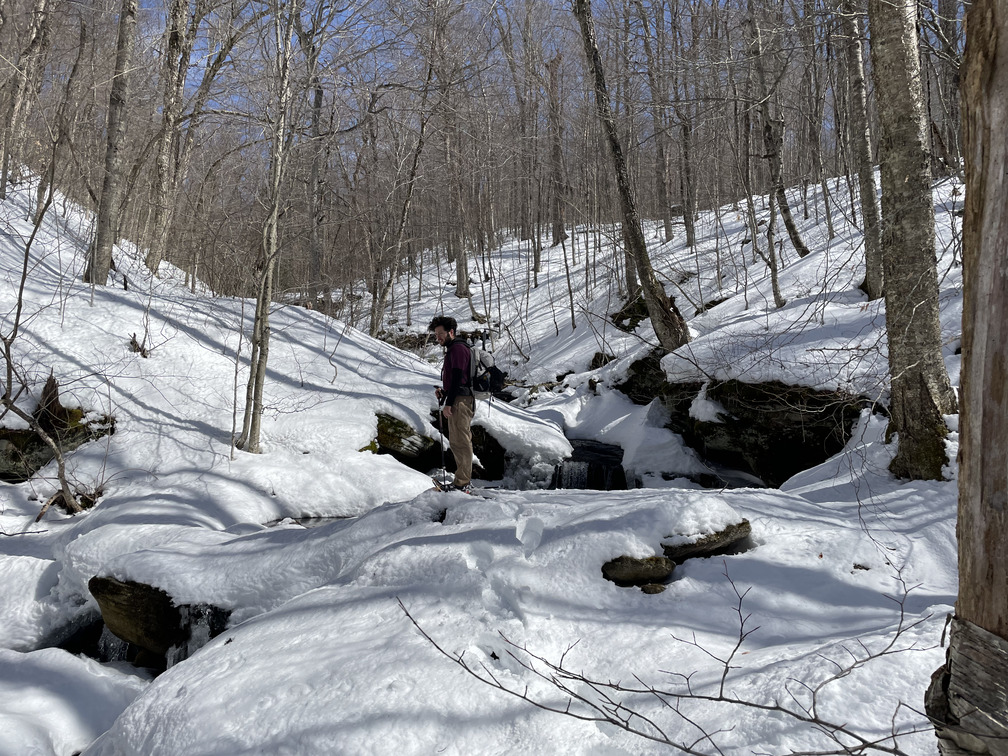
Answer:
[{"left": 437, "top": 396, "right": 448, "bottom": 487}]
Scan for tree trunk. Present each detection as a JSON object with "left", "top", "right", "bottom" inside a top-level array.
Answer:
[
  {"left": 740, "top": 62, "right": 762, "bottom": 262},
  {"left": 0, "top": 0, "right": 51, "bottom": 201},
  {"left": 926, "top": 4, "right": 1008, "bottom": 750},
  {"left": 573, "top": 0, "right": 689, "bottom": 352},
  {"left": 292, "top": 2, "right": 339, "bottom": 303},
  {"left": 236, "top": 0, "right": 297, "bottom": 453},
  {"left": 765, "top": 180, "right": 787, "bottom": 308},
  {"left": 842, "top": 0, "right": 883, "bottom": 300},
  {"left": 546, "top": 54, "right": 568, "bottom": 248},
  {"left": 679, "top": 117, "right": 697, "bottom": 248},
  {"left": 368, "top": 63, "right": 434, "bottom": 336},
  {"left": 630, "top": 0, "right": 674, "bottom": 243},
  {"left": 145, "top": 0, "right": 196, "bottom": 274},
  {"left": 936, "top": 0, "right": 962, "bottom": 174},
  {"left": 867, "top": 0, "right": 957, "bottom": 479},
  {"left": 747, "top": 7, "right": 811, "bottom": 259},
  {"left": 84, "top": 0, "right": 137, "bottom": 285},
  {"left": 33, "top": 12, "right": 84, "bottom": 226}
]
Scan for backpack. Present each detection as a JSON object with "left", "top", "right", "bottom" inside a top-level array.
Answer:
[{"left": 468, "top": 344, "right": 506, "bottom": 399}]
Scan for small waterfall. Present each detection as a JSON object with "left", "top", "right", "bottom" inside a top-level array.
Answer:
[
  {"left": 166, "top": 604, "right": 230, "bottom": 668},
  {"left": 551, "top": 440, "right": 628, "bottom": 491},
  {"left": 97, "top": 626, "right": 130, "bottom": 663}
]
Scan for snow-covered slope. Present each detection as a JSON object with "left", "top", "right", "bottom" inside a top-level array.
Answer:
[{"left": 0, "top": 174, "right": 960, "bottom": 755}]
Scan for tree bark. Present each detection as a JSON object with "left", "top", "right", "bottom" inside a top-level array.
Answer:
[
  {"left": 956, "top": 0, "right": 1008, "bottom": 641},
  {"left": 927, "top": 9, "right": 1008, "bottom": 746},
  {"left": 546, "top": 54, "right": 568, "bottom": 248},
  {"left": 145, "top": 0, "right": 200, "bottom": 274},
  {"left": 867, "top": 0, "right": 957, "bottom": 480},
  {"left": 236, "top": 0, "right": 297, "bottom": 453},
  {"left": 573, "top": 0, "right": 689, "bottom": 352},
  {"left": 0, "top": 0, "right": 51, "bottom": 201},
  {"left": 84, "top": 0, "right": 137, "bottom": 285},
  {"left": 842, "top": 0, "right": 883, "bottom": 300},
  {"left": 747, "top": 7, "right": 811, "bottom": 259}
]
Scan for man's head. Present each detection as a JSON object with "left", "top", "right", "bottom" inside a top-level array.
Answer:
[{"left": 429, "top": 315, "right": 458, "bottom": 346}]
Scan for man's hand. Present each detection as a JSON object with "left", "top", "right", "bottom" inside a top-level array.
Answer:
[{"left": 442, "top": 404, "right": 453, "bottom": 418}]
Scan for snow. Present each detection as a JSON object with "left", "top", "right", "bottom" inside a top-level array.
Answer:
[{"left": 0, "top": 173, "right": 962, "bottom": 755}]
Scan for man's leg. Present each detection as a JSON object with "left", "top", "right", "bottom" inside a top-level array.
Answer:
[{"left": 447, "top": 396, "right": 475, "bottom": 486}]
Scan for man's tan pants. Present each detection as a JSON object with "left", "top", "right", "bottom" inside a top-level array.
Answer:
[{"left": 447, "top": 396, "right": 475, "bottom": 487}]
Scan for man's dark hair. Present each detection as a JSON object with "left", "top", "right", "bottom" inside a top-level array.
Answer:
[{"left": 428, "top": 315, "right": 458, "bottom": 334}]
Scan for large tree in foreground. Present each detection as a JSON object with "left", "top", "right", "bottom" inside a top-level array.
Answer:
[
  {"left": 926, "top": 1, "right": 1008, "bottom": 751},
  {"left": 867, "top": 0, "right": 957, "bottom": 479}
]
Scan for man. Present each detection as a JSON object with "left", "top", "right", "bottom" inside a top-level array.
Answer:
[{"left": 429, "top": 315, "right": 474, "bottom": 492}]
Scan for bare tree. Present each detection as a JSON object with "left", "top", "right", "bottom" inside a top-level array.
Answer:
[
  {"left": 546, "top": 53, "right": 568, "bottom": 248},
  {"left": 867, "top": 0, "right": 957, "bottom": 480},
  {"left": 144, "top": 0, "right": 251, "bottom": 275},
  {"left": 746, "top": 1, "right": 811, "bottom": 260},
  {"left": 927, "top": 1, "right": 1008, "bottom": 750},
  {"left": 0, "top": 159, "right": 79, "bottom": 514},
  {"left": 573, "top": 0, "right": 689, "bottom": 353},
  {"left": 841, "top": 0, "right": 883, "bottom": 300},
  {"left": 236, "top": 0, "right": 300, "bottom": 453},
  {"left": 83, "top": 0, "right": 137, "bottom": 285},
  {"left": 0, "top": 0, "right": 51, "bottom": 201}
]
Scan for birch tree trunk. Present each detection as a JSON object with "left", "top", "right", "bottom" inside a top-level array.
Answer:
[
  {"left": 867, "top": 0, "right": 957, "bottom": 479},
  {"left": 926, "top": 3, "right": 1008, "bottom": 750},
  {"left": 145, "top": 0, "right": 201, "bottom": 274},
  {"left": 236, "top": 0, "right": 297, "bottom": 453},
  {"left": 0, "top": 0, "right": 50, "bottom": 201},
  {"left": 842, "top": 0, "right": 883, "bottom": 300},
  {"left": 573, "top": 0, "right": 689, "bottom": 353},
  {"left": 84, "top": 0, "right": 137, "bottom": 285}
]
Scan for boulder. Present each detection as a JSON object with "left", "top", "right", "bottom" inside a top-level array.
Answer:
[
  {"left": 662, "top": 519, "right": 752, "bottom": 564},
  {"left": 88, "top": 576, "right": 229, "bottom": 667},
  {"left": 614, "top": 361, "right": 869, "bottom": 487},
  {"left": 375, "top": 413, "right": 440, "bottom": 470},
  {"left": 693, "top": 381, "right": 866, "bottom": 487},
  {"left": 601, "top": 555, "right": 675, "bottom": 587}
]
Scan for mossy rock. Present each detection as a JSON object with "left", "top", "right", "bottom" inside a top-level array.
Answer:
[
  {"left": 694, "top": 296, "right": 730, "bottom": 316},
  {"left": 88, "top": 576, "right": 230, "bottom": 668},
  {"left": 88, "top": 576, "right": 186, "bottom": 657},
  {"left": 375, "top": 413, "right": 440, "bottom": 471},
  {"left": 614, "top": 368, "right": 869, "bottom": 488},
  {"left": 601, "top": 555, "right": 675, "bottom": 587},
  {"left": 662, "top": 520, "right": 752, "bottom": 564},
  {"left": 471, "top": 424, "right": 508, "bottom": 480}
]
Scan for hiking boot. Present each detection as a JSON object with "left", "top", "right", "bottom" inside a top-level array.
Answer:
[{"left": 448, "top": 483, "right": 472, "bottom": 493}]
